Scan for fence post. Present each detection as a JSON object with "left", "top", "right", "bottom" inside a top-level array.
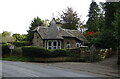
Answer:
[{"left": 90, "top": 45, "right": 96, "bottom": 62}]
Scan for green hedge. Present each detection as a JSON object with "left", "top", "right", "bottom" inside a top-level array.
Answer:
[
  {"left": 2, "top": 43, "right": 13, "bottom": 56},
  {"left": 12, "top": 41, "right": 30, "bottom": 47},
  {"left": 22, "top": 46, "right": 50, "bottom": 58},
  {"left": 22, "top": 46, "right": 81, "bottom": 58},
  {"left": 13, "top": 47, "right": 23, "bottom": 57}
]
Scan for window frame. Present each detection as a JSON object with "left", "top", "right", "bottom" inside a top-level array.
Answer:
[{"left": 67, "top": 42, "right": 70, "bottom": 48}]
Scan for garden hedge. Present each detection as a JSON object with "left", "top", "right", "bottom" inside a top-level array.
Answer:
[
  {"left": 2, "top": 43, "right": 13, "bottom": 57},
  {"left": 12, "top": 41, "right": 30, "bottom": 47},
  {"left": 22, "top": 46, "right": 81, "bottom": 58}
]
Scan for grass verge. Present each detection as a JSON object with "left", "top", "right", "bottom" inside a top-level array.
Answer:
[{"left": 0, "top": 57, "right": 33, "bottom": 62}]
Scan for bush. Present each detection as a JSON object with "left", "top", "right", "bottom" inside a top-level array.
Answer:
[
  {"left": 2, "top": 43, "right": 13, "bottom": 57},
  {"left": 12, "top": 41, "right": 30, "bottom": 47},
  {"left": 51, "top": 49, "right": 68, "bottom": 57},
  {"left": 13, "top": 47, "right": 23, "bottom": 57},
  {"left": 67, "top": 48, "right": 81, "bottom": 57},
  {"left": 22, "top": 46, "right": 81, "bottom": 58},
  {"left": 22, "top": 46, "right": 50, "bottom": 58}
]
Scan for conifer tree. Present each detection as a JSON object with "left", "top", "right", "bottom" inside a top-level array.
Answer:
[
  {"left": 86, "top": 0, "right": 100, "bottom": 32},
  {"left": 60, "top": 7, "right": 81, "bottom": 30},
  {"left": 27, "top": 17, "right": 43, "bottom": 43}
]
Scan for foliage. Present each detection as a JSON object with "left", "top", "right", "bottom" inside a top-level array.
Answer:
[
  {"left": 22, "top": 46, "right": 81, "bottom": 58},
  {"left": 59, "top": 7, "right": 82, "bottom": 30},
  {"left": 2, "top": 31, "right": 11, "bottom": 37},
  {"left": 1, "top": 31, "right": 15, "bottom": 43},
  {"left": 84, "top": 32, "right": 102, "bottom": 48},
  {"left": 113, "top": 3, "right": 120, "bottom": 65},
  {"left": 13, "top": 47, "right": 23, "bottom": 57},
  {"left": 67, "top": 48, "right": 81, "bottom": 57},
  {"left": 27, "top": 17, "right": 44, "bottom": 44},
  {"left": 12, "top": 41, "right": 30, "bottom": 47},
  {"left": 85, "top": 2, "right": 120, "bottom": 49},
  {"left": 1, "top": 57, "right": 33, "bottom": 62},
  {"left": 86, "top": 1, "right": 100, "bottom": 32},
  {"left": 99, "top": 2, "right": 119, "bottom": 49},
  {"left": 2, "top": 43, "right": 14, "bottom": 56},
  {"left": 2, "top": 36, "right": 15, "bottom": 43},
  {"left": 12, "top": 33, "right": 27, "bottom": 41},
  {"left": 22, "top": 46, "right": 50, "bottom": 58},
  {"left": 84, "top": 32, "right": 96, "bottom": 36},
  {"left": 113, "top": 3, "right": 120, "bottom": 47}
]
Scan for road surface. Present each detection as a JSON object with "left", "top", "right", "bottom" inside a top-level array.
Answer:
[{"left": 2, "top": 61, "right": 108, "bottom": 77}]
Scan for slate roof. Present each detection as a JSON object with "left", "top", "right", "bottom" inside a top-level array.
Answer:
[{"left": 33, "top": 19, "right": 87, "bottom": 42}]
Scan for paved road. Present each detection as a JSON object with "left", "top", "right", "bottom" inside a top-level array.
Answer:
[{"left": 2, "top": 61, "right": 108, "bottom": 77}]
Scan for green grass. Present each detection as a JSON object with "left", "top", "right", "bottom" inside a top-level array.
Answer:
[{"left": 0, "top": 57, "right": 34, "bottom": 62}]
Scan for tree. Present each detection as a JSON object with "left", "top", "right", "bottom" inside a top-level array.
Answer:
[
  {"left": 59, "top": 7, "right": 81, "bottom": 30},
  {"left": 98, "top": 2, "right": 105, "bottom": 32},
  {"left": 30, "top": 17, "right": 44, "bottom": 27},
  {"left": 12, "top": 33, "right": 27, "bottom": 41},
  {"left": 114, "top": 5, "right": 120, "bottom": 45},
  {"left": 2, "top": 31, "right": 11, "bottom": 37},
  {"left": 27, "top": 17, "right": 44, "bottom": 43},
  {"left": 99, "top": 2, "right": 118, "bottom": 49},
  {"left": 113, "top": 2, "right": 120, "bottom": 65},
  {"left": 1, "top": 31, "right": 15, "bottom": 43},
  {"left": 86, "top": 0, "right": 100, "bottom": 32},
  {"left": 104, "top": 2, "right": 117, "bottom": 30}
]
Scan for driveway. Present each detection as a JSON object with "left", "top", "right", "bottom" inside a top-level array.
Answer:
[{"left": 45, "top": 56, "right": 119, "bottom": 77}]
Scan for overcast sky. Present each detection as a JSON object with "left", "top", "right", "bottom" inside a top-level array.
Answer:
[{"left": 0, "top": 0, "right": 105, "bottom": 34}]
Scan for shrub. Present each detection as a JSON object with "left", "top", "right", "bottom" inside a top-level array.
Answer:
[
  {"left": 67, "top": 48, "right": 81, "bottom": 57},
  {"left": 51, "top": 49, "right": 68, "bottom": 57},
  {"left": 22, "top": 46, "right": 50, "bottom": 58},
  {"left": 22, "top": 46, "right": 81, "bottom": 58},
  {"left": 2, "top": 43, "right": 13, "bottom": 57},
  {"left": 13, "top": 47, "right": 23, "bottom": 57},
  {"left": 12, "top": 41, "right": 30, "bottom": 47}
]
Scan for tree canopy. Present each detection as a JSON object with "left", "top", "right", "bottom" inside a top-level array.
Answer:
[
  {"left": 86, "top": 1, "right": 100, "bottom": 32},
  {"left": 27, "top": 17, "right": 44, "bottom": 43},
  {"left": 1, "top": 31, "right": 15, "bottom": 43},
  {"left": 12, "top": 33, "right": 27, "bottom": 41},
  {"left": 59, "top": 7, "right": 82, "bottom": 30}
]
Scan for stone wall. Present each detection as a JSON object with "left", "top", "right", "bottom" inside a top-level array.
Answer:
[
  {"left": 32, "top": 32, "right": 43, "bottom": 47},
  {"left": 34, "top": 57, "right": 81, "bottom": 62},
  {"left": 63, "top": 37, "right": 76, "bottom": 49}
]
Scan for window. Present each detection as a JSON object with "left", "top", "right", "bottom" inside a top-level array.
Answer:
[
  {"left": 53, "top": 41, "right": 57, "bottom": 49},
  {"left": 67, "top": 42, "right": 70, "bottom": 48},
  {"left": 46, "top": 40, "right": 61, "bottom": 49},
  {"left": 58, "top": 41, "right": 61, "bottom": 49},
  {"left": 76, "top": 41, "right": 80, "bottom": 47},
  {"left": 47, "top": 41, "right": 52, "bottom": 49}
]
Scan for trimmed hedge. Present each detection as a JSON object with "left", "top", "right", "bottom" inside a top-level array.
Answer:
[
  {"left": 22, "top": 46, "right": 81, "bottom": 58},
  {"left": 22, "top": 46, "right": 50, "bottom": 58},
  {"left": 13, "top": 47, "right": 23, "bottom": 57},
  {"left": 2, "top": 43, "right": 13, "bottom": 57},
  {"left": 12, "top": 41, "right": 30, "bottom": 47}
]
